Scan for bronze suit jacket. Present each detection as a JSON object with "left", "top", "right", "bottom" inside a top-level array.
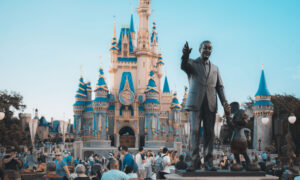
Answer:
[{"left": 181, "top": 57, "right": 226, "bottom": 112}]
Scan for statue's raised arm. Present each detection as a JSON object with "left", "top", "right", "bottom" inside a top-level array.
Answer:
[{"left": 181, "top": 42, "right": 194, "bottom": 76}]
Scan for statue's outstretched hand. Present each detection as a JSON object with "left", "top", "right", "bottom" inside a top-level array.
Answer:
[{"left": 182, "top": 41, "right": 192, "bottom": 58}]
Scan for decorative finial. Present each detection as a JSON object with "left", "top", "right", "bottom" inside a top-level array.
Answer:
[
  {"left": 130, "top": 2, "right": 134, "bottom": 14},
  {"left": 113, "top": 15, "right": 116, "bottom": 38},
  {"left": 99, "top": 56, "right": 103, "bottom": 67},
  {"left": 152, "top": 9, "right": 155, "bottom": 21},
  {"left": 80, "top": 65, "right": 83, "bottom": 76}
]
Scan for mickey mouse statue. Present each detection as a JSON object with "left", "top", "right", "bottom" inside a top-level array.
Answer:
[{"left": 225, "top": 102, "right": 260, "bottom": 171}]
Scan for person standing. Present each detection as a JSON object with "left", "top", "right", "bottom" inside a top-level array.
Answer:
[
  {"left": 144, "top": 150, "right": 155, "bottom": 180},
  {"left": 181, "top": 41, "right": 231, "bottom": 171},
  {"left": 42, "top": 161, "right": 62, "bottom": 180},
  {"left": 3, "top": 149, "right": 23, "bottom": 180},
  {"left": 135, "top": 147, "right": 145, "bottom": 179},
  {"left": 74, "top": 164, "right": 90, "bottom": 180},
  {"left": 158, "top": 147, "right": 171, "bottom": 179},
  {"left": 121, "top": 146, "right": 136, "bottom": 172},
  {"left": 55, "top": 152, "right": 71, "bottom": 180},
  {"left": 101, "top": 158, "right": 130, "bottom": 180},
  {"left": 175, "top": 155, "right": 188, "bottom": 171}
]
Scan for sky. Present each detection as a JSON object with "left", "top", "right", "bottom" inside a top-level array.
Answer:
[{"left": 0, "top": 0, "right": 300, "bottom": 122}]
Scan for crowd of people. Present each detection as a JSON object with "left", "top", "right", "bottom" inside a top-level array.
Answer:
[{"left": 0, "top": 145, "right": 296, "bottom": 180}]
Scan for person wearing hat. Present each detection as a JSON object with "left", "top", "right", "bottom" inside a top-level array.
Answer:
[{"left": 55, "top": 152, "right": 71, "bottom": 180}]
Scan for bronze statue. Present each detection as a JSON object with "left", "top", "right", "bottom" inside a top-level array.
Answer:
[
  {"left": 181, "top": 41, "right": 231, "bottom": 171},
  {"left": 226, "top": 108, "right": 251, "bottom": 170}
]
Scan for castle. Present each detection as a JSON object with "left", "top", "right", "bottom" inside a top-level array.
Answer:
[{"left": 72, "top": 0, "right": 190, "bottom": 154}]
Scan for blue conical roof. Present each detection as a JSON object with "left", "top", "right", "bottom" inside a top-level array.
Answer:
[
  {"left": 95, "top": 67, "right": 109, "bottom": 91},
  {"left": 86, "top": 82, "right": 92, "bottom": 92},
  {"left": 171, "top": 92, "right": 180, "bottom": 109},
  {"left": 157, "top": 55, "right": 164, "bottom": 65},
  {"left": 130, "top": 14, "right": 135, "bottom": 33},
  {"left": 118, "top": 27, "right": 133, "bottom": 52},
  {"left": 163, "top": 76, "right": 170, "bottom": 93},
  {"left": 255, "top": 69, "right": 271, "bottom": 96},
  {"left": 75, "top": 76, "right": 87, "bottom": 97},
  {"left": 145, "top": 71, "right": 159, "bottom": 93}
]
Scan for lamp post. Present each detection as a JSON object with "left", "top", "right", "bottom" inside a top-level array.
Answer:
[
  {"left": 0, "top": 111, "right": 5, "bottom": 121},
  {"left": 261, "top": 117, "right": 269, "bottom": 125},
  {"left": 288, "top": 113, "right": 297, "bottom": 134}
]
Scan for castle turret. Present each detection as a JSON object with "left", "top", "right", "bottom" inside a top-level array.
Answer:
[
  {"left": 144, "top": 71, "right": 160, "bottom": 142},
  {"left": 252, "top": 67, "right": 274, "bottom": 151},
  {"left": 156, "top": 54, "right": 164, "bottom": 79},
  {"left": 86, "top": 81, "right": 92, "bottom": 100},
  {"left": 161, "top": 76, "right": 172, "bottom": 111},
  {"left": 73, "top": 76, "right": 88, "bottom": 134},
  {"left": 170, "top": 91, "right": 181, "bottom": 141},
  {"left": 181, "top": 86, "right": 188, "bottom": 109},
  {"left": 136, "top": 0, "right": 152, "bottom": 94},
  {"left": 93, "top": 67, "right": 109, "bottom": 139},
  {"left": 130, "top": 14, "right": 136, "bottom": 48},
  {"left": 151, "top": 21, "right": 158, "bottom": 53},
  {"left": 110, "top": 22, "right": 119, "bottom": 62},
  {"left": 137, "top": 0, "right": 151, "bottom": 51}
]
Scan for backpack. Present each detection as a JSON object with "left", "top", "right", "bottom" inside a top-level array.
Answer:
[{"left": 153, "top": 155, "right": 166, "bottom": 173}]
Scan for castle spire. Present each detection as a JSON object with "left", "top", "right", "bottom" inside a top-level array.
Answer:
[
  {"left": 170, "top": 91, "right": 180, "bottom": 109},
  {"left": 151, "top": 21, "right": 158, "bottom": 43},
  {"left": 110, "top": 22, "right": 119, "bottom": 51},
  {"left": 163, "top": 76, "right": 170, "bottom": 93},
  {"left": 75, "top": 76, "right": 87, "bottom": 97},
  {"left": 95, "top": 67, "right": 109, "bottom": 91},
  {"left": 145, "top": 71, "right": 159, "bottom": 93},
  {"left": 130, "top": 14, "right": 135, "bottom": 33},
  {"left": 255, "top": 68, "right": 271, "bottom": 96}
]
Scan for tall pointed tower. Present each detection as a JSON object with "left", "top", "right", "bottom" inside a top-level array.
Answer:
[
  {"left": 170, "top": 91, "right": 181, "bottom": 142},
  {"left": 93, "top": 67, "right": 110, "bottom": 139},
  {"left": 253, "top": 67, "right": 274, "bottom": 151},
  {"left": 144, "top": 71, "right": 160, "bottom": 143},
  {"left": 73, "top": 76, "right": 88, "bottom": 136},
  {"left": 136, "top": 0, "right": 152, "bottom": 94}
]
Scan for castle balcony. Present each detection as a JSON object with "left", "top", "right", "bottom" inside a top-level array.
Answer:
[{"left": 116, "top": 115, "right": 136, "bottom": 122}]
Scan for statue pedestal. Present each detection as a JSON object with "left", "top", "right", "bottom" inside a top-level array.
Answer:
[{"left": 166, "top": 170, "right": 278, "bottom": 180}]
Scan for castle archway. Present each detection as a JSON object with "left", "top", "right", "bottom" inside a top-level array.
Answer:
[{"left": 119, "top": 126, "right": 135, "bottom": 148}]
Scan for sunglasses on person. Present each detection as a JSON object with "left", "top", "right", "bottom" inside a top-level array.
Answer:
[{"left": 56, "top": 154, "right": 62, "bottom": 157}]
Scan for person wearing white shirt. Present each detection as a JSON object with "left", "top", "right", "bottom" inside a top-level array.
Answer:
[
  {"left": 145, "top": 150, "right": 155, "bottom": 179},
  {"left": 135, "top": 147, "right": 146, "bottom": 179},
  {"left": 158, "top": 147, "right": 171, "bottom": 179}
]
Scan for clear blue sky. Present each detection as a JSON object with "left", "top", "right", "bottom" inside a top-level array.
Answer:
[{"left": 0, "top": 0, "right": 299, "bottom": 121}]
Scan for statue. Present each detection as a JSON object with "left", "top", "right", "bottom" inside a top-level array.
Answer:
[
  {"left": 226, "top": 108, "right": 251, "bottom": 170},
  {"left": 181, "top": 41, "right": 231, "bottom": 171}
]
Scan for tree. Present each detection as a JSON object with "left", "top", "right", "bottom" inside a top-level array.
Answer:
[
  {"left": 0, "top": 90, "right": 30, "bottom": 150},
  {"left": 271, "top": 94, "right": 300, "bottom": 154},
  {"left": 243, "top": 94, "right": 300, "bottom": 154}
]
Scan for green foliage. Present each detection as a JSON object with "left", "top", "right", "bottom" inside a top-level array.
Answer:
[
  {"left": 271, "top": 94, "right": 300, "bottom": 154},
  {"left": 0, "top": 90, "right": 30, "bottom": 151}
]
